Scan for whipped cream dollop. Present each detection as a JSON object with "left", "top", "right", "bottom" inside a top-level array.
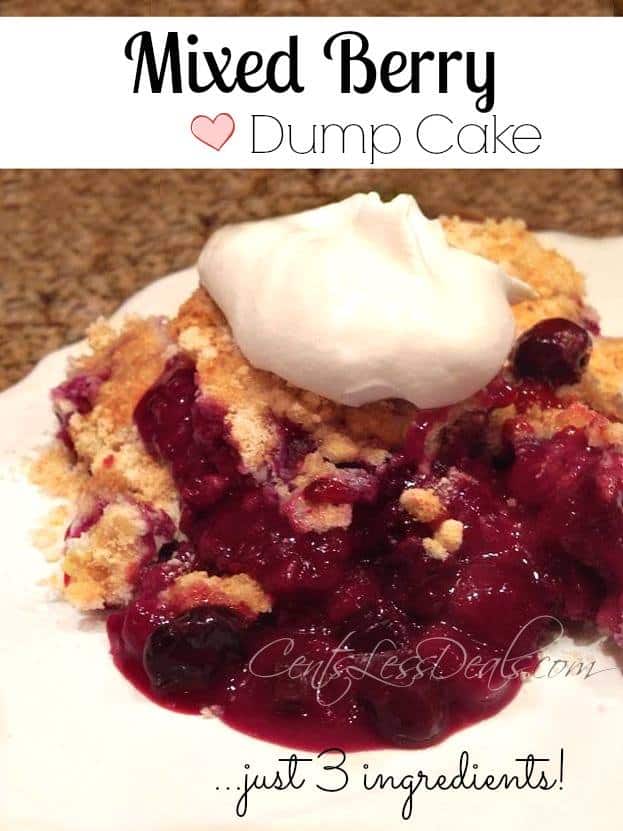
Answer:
[{"left": 198, "top": 193, "right": 533, "bottom": 409}]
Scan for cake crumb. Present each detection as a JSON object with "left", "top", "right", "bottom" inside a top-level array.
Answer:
[
  {"left": 227, "top": 406, "right": 279, "bottom": 474},
  {"left": 163, "top": 571, "right": 272, "bottom": 618},
  {"left": 318, "top": 431, "right": 360, "bottom": 463},
  {"left": 285, "top": 492, "right": 352, "bottom": 534},
  {"left": 400, "top": 487, "right": 443, "bottom": 522},
  {"left": 86, "top": 317, "right": 119, "bottom": 352},
  {"left": 360, "top": 447, "right": 391, "bottom": 467},
  {"left": 28, "top": 442, "right": 88, "bottom": 499},
  {"left": 435, "top": 519, "right": 464, "bottom": 553},
  {"left": 31, "top": 504, "right": 70, "bottom": 561},
  {"left": 63, "top": 501, "right": 150, "bottom": 610},
  {"left": 422, "top": 537, "right": 450, "bottom": 561},
  {"left": 423, "top": 519, "right": 464, "bottom": 560},
  {"left": 178, "top": 325, "right": 218, "bottom": 361}
]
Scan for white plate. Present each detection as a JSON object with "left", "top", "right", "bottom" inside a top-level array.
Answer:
[{"left": 2, "top": 234, "right": 623, "bottom": 831}]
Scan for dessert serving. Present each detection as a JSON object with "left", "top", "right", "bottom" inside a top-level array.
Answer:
[{"left": 32, "top": 193, "right": 623, "bottom": 751}]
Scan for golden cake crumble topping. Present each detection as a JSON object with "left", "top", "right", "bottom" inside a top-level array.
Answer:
[
  {"left": 63, "top": 500, "right": 149, "bottom": 610},
  {"left": 424, "top": 518, "right": 465, "bottom": 560},
  {"left": 161, "top": 572, "right": 272, "bottom": 619},
  {"left": 28, "top": 210, "right": 623, "bottom": 753},
  {"left": 399, "top": 487, "right": 444, "bottom": 522}
]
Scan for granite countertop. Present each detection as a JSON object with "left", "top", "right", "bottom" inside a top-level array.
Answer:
[
  {"left": 2, "top": 169, "right": 623, "bottom": 391},
  {"left": 1, "top": 0, "right": 615, "bottom": 14}
]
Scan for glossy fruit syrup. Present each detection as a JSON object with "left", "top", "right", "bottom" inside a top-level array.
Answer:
[{"left": 104, "top": 320, "right": 622, "bottom": 750}]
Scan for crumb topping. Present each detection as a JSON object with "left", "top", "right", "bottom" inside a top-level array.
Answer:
[
  {"left": 285, "top": 492, "right": 352, "bottom": 534},
  {"left": 161, "top": 571, "right": 272, "bottom": 619},
  {"left": 177, "top": 325, "right": 219, "bottom": 361},
  {"left": 227, "top": 406, "right": 279, "bottom": 475},
  {"left": 564, "top": 337, "right": 623, "bottom": 420},
  {"left": 28, "top": 441, "right": 88, "bottom": 499},
  {"left": 434, "top": 519, "right": 464, "bottom": 553},
  {"left": 84, "top": 317, "right": 119, "bottom": 353},
  {"left": 423, "top": 519, "right": 464, "bottom": 561},
  {"left": 441, "top": 216, "right": 584, "bottom": 300},
  {"left": 63, "top": 501, "right": 149, "bottom": 610},
  {"left": 422, "top": 537, "right": 450, "bottom": 561},
  {"left": 31, "top": 504, "right": 70, "bottom": 562},
  {"left": 400, "top": 487, "right": 444, "bottom": 522}
]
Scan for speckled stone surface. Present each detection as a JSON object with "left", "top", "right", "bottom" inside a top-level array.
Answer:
[
  {"left": 2, "top": 169, "right": 623, "bottom": 391},
  {"left": 1, "top": 0, "right": 615, "bottom": 14}
]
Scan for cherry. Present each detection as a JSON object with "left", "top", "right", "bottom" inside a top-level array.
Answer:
[
  {"left": 404, "top": 409, "right": 448, "bottom": 464},
  {"left": 134, "top": 355, "right": 196, "bottom": 461},
  {"left": 193, "top": 490, "right": 351, "bottom": 593},
  {"left": 343, "top": 603, "right": 412, "bottom": 652},
  {"left": 172, "top": 450, "right": 230, "bottom": 510},
  {"left": 192, "top": 398, "right": 229, "bottom": 448},
  {"left": 512, "top": 318, "right": 591, "bottom": 387},
  {"left": 508, "top": 427, "right": 591, "bottom": 506},
  {"left": 326, "top": 569, "right": 381, "bottom": 624},
  {"left": 447, "top": 559, "right": 550, "bottom": 651}
]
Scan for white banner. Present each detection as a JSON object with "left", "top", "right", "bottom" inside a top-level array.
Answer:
[{"left": 0, "top": 17, "right": 621, "bottom": 168}]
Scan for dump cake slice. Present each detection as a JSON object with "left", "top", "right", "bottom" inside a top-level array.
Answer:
[{"left": 32, "top": 196, "right": 623, "bottom": 751}]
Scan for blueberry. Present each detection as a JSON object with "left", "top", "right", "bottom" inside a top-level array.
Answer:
[
  {"left": 512, "top": 318, "right": 591, "bottom": 387},
  {"left": 157, "top": 541, "right": 179, "bottom": 562},
  {"left": 143, "top": 604, "right": 245, "bottom": 693}
]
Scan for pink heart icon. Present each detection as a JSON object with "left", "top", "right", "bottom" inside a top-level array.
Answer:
[{"left": 190, "top": 113, "right": 235, "bottom": 150}]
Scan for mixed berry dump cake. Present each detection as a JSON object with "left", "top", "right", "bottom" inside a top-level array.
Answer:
[{"left": 32, "top": 216, "right": 623, "bottom": 751}]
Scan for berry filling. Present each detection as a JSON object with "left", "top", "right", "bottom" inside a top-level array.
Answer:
[
  {"left": 101, "top": 321, "right": 621, "bottom": 750},
  {"left": 52, "top": 371, "right": 109, "bottom": 451}
]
